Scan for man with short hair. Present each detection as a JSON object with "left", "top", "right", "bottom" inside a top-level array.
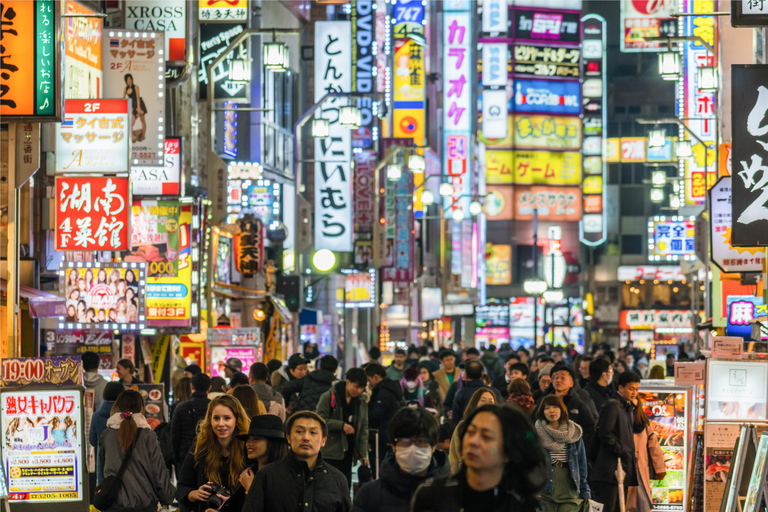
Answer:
[
  {"left": 365, "top": 363, "right": 405, "bottom": 464},
  {"left": 433, "top": 350, "right": 461, "bottom": 402},
  {"left": 517, "top": 347, "right": 530, "bottom": 366},
  {"left": 171, "top": 373, "right": 211, "bottom": 478},
  {"left": 317, "top": 368, "right": 369, "bottom": 488},
  {"left": 540, "top": 363, "right": 597, "bottom": 439},
  {"left": 584, "top": 357, "right": 615, "bottom": 414},
  {"left": 82, "top": 351, "right": 107, "bottom": 411},
  {"left": 529, "top": 355, "right": 554, "bottom": 392},
  {"left": 243, "top": 411, "right": 351, "bottom": 512},
  {"left": 492, "top": 355, "right": 524, "bottom": 400},
  {"left": 271, "top": 353, "right": 309, "bottom": 397},
  {"left": 286, "top": 355, "right": 339, "bottom": 414},
  {"left": 386, "top": 348, "right": 407, "bottom": 381},
  {"left": 249, "top": 362, "right": 286, "bottom": 419},
  {"left": 552, "top": 347, "right": 565, "bottom": 364},
  {"left": 462, "top": 347, "right": 480, "bottom": 363},
  {"left": 227, "top": 371, "right": 250, "bottom": 390},
  {"left": 480, "top": 344, "right": 504, "bottom": 382},
  {"left": 532, "top": 365, "right": 553, "bottom": 402},
  {"left": 183, "top": 364, "right": 202, "bottom": 379},
  {"left": 221, "top": 357, "right": 242, "bottom": 378},
  {"left": 406, "top": 346, "right": 421, "bottom": 368},
  {"left": 578, "top": 356, "right": 594, "bottom": 389},
  {"left": 448, "top": 360, "right": 501, "bottom": 424},
  {"left": 592, "top": 371, "right": 641, "bottom": 512},
  {"left": 368, "top": 346, "right": 382, "bottom": 364}
]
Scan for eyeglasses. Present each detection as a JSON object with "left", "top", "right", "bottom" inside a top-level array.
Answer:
[{"left": 394, "top": 437, "right": 432, "bottom": 448}]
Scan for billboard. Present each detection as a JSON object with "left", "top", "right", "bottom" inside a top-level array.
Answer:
[
  {"left": 128, "top": 200, "right": 181, "bottom": 278},
  {"left": 709, "top": 177, "right": 764, "bottom": 273},
  {"left": 64, "top": 0, "right": 103, "bottom": 100},
  {"left": 480, "top": 114, "right": 582, "bottom": 150},
  {"left": 125, "top": 1, "right": 187, "bottom": 62},
  {"left": 620, "top": 0, "right": 677, "bottom": 52},
  {"left": 648, "top": 217, "right": 696, "bottom": 261},
  {"left": 512, "top": 8, "right": 581, "bottom": 44},
  {"left": 514, "top": 186, "right": 582, "bottom": 221},
  {"left": 131, "top": 138, "right": 182, "bottom": 195},
  {"left": 485, "top": 244, "right": 512, "bottom": 285},
  {"left": 198, "top": 23, "right": 248, "bottom": 101},
  {"left": 511, "top": 79, "right": 581, "bottom": 115},
  {"left": 351, "top": 0, "right": 378, "bottom": 150},
  {"left": 198, "top": 0, "right": 247, "bottom": 21},
  {"left": 512, "top": 44, "right": 580, "bottom": 78}
]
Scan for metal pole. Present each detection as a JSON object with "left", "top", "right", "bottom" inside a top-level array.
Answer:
[
  {"left": 532, "top": 209, "right": 538, "bottom": 347},
  {"left": 5, "top": 124, "right": 18, "bottom": 358}
]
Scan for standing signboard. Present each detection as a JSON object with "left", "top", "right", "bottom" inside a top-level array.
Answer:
[
  {"left": 704, "top": 423, "right": 743, "bottom": 512},
  {"left": 0, "top": 356, "right": 88, "bottom": 510},
  {"left": 351, "top": 0, "right": 377, "bottom": 150},
  {"left": 706, "top": 360, "right": 768, "bottom": 421},
  {"left": 709, "top": 177, "right": 764, "bottom": 273}
]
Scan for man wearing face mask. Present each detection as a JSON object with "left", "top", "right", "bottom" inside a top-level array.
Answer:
[
  {"left": 352, "top": 408, "right": 449, "bottom": 512},
  {"left": 584, "top": 357, "right": 615, "bottom": 415}
]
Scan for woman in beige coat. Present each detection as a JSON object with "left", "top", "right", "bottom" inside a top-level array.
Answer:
[{"left": 627, "top": 397, "right": 667, "bottom": 512}]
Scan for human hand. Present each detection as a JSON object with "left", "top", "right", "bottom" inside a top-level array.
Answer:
[
  {"left": 343, "top": 424, "right": 355, "bottom": 435},
  {"left": 189, "top": 483, "right": 213, "bottom": 502},
  {"left": 239, "top": 468, "right": 255, "bottom": 492},
  {"left": 360, "top": 457, "right": 369, "bottom": 467}
]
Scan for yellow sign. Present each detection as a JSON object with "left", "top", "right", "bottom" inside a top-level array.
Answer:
[
  {"left": 479, "top": 115, "right": 581, "bottom": 150},
  {"left": 486, "top": 244, "right": 512, "bottom": 285},
  {"left": 393, "top": 39, "right": 425, "bottom": 103},
  {"left": 198, "top": 0, "right": 248, "bottom": 21},
  {"left": 604, "top": 138, "right": 620, "bottom": 162},
  {"left": 583, "top": 175, "right": 603, "bottom": 195},
  {"left": 513, "top": 151, "right": 582, "bottom": 185},
  {"left": 486, "top": 150, "right": 514, "bottom": 184}
]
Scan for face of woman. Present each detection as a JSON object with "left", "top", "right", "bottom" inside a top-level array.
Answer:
[
  {"left": 245, "top": 436, "right": 268, "bottom": 460},
  {"left": 69, "top": 270, "right": 77, "bottom": 283},
  {"left": 77, "top": 303, "right": 85, "bottom": 315},
  {"left": 211, "top": 405, "right": 237, "bottom": 441},
  {"left": 544, "top": 405, "right": 561, "bottom": 423},
  {"left": 125, "top": 76, "right": 133, "bottom": 86},
  {"left": 478, "top": 392, "right": 496, "bottom": 407},
  {"left": 462, "top": 411, "right": 507, "bottom": 473},
  {"left": 419, "top": 368, "right": 430, "bottom": 382},
  {"left": 98, "top": 270, "right": 106, "bottom": 282}
]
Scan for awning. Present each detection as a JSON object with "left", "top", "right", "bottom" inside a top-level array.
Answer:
[{"left": 0, "top": 280, "right": 67, "bottom": 318}]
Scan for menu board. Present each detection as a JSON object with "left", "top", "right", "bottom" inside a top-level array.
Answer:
[
  {"left": 1, "top": 389, "right": 84, "bottom": 502},
  {"left": 209, "top": 346, "right": 256, "bottom": 378},
  {"left": 134, "top": 384, "right": 166, "bottom": 425},
  {"left": 639, "top": 389, "right": 688, "bottom": 511},
  {"left": 704, "top": 423, "right": 742, "bottom": 512},
  {"left": 706, "top": 360, "right": 768, "bottom": 421},
  {"left": 743, "top": 433, "right": 768, "bottom": 512}
]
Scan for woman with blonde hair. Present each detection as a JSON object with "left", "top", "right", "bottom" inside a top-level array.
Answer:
[{"left": 176, "top": 394, "right": 250, "bottom": 512}]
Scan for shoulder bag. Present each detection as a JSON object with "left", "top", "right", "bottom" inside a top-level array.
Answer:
[{"left": 93, "top": 429, "right": 143, "bottom": 511}]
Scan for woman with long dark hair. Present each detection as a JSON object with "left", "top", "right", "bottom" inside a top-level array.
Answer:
[
  {"left": 237, "top": 415, "right": 288, "bottom": 493},
  {"left": 176, "top": 394, "right": 250, "bottom": 512},
  {"left": 100, "top": 390, "right": 175, "bottom": 511},
  {"left": 123, "top": 74, "right": 147, "bottom": 142}
]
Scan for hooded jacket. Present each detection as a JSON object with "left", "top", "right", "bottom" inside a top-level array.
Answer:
[
  {"left": 99, "top": 413, "right": 176, "bottom": 511},
  {"left": 84, "top": 371, "right": 107, "bottom": 412},
  {"left": 272, "top": 365, "right": 296, "bottom": 396},
  {"left": 89, "top": 399, "right": 115, "bottom": 485},
  {"left": 170, "top": 391, "right": 210, "bottom": 464},
  {"left": 317, "top": 381, "right": 369, "bottom": 461},
  {"left": 480, "top": 351, "right": 504, "bottom": 382},
  {"left": 352, "top": 451, "right": 450, "bottom": 512},
  {"left": 369, "top": 378, "right": 405, "bottom": 438},
  {"left": 288, "top": 369, "right": 337, "bottom": 413}
]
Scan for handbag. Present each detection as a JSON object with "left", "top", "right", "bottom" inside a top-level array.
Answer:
[{"left": 93, "top": 429, "right": 143, "bottom": 511}]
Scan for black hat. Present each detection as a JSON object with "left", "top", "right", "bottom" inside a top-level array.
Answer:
[
  {"left": 184, "top": 364, "right": 202, "bottom": 376},
  {"left": 550, "top": 362, "right": 576, "bottom": 381},
  {"left": 236, "top": 414, "right": 286, "bottom": 441},
  {"left": 288, "top": 353, "right": 309, "bottom": 370}
]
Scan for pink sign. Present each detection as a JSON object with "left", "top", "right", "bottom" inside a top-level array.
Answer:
[{"left": 210, "top": 346, "right": 257, "bottom": 378}]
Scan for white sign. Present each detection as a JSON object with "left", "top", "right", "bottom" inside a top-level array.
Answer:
[
  {"left": 314, "top": 21, "right": 353, "bottom": 252},
  {"left": 482, "top": 0, "right": 507, "bottom": 33},
  {"left": 710, "top": 177, "right": 764, "bottom": 273},
  {"left": 482, "top": 89, "right": 508, "bottom": 139},
  {"left": 712, "top": 336, "right": 745, "bottom": 358},
  {"left": 125, "top": 1, "right": 187, "bottom": 62},
  {"left": 743, "top": 0, "right": 768, "bottom": 14},
  {"left": 617, "top": 265, "right": 685, "bottom": 281},
  {"left": 482, "top": 43, "right": 507, "bottom": 87},
  {"left": 706, "top": 360, "right": 767, "bottom": 421},
  {"left": 131, "top": 138, "right": 182, "bottom": 195}
]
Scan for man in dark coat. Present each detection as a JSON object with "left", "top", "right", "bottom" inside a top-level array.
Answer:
[
  {"left": 242, "top": 411, "right": 351, "bottom": 512},
  {"left": 448, "top": 360, "right": 502, "bottom": 424},
  {"left": 170, "top": 372, "right": 210, "bottom": 478},
  {"left": 284, "top": 355, "right": 338, "bottom": 413},
  {"left": 592, "top": 371, "right": 641, "bottom": 512},
  {"left": 365, "top": 363, "right": 405, "bottom": 467},
  {"left": 583, "top": 357, "right": 615, "bottom": 415},
  {"left": 537, "top": 363, "right": 597, "bottom": 446}
]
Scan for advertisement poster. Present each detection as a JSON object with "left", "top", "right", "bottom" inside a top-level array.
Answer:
[
  {"left": 59, "top": 262, "right": 145, "bottom": 330},
  {"left": 1, "top": 357, "right": 83, "bottom": 388},
  {"left": 128, "top": 200, "right": 181, "bottom": 278},
  {"left": 1, "top": 389, "right": 83, "bottom": 502},
  {"left": 64, "top": 0, "right": 102, "bottom": 100},
  {"left": 649, "top": 218, "right": 696, "bottom": 259},
  {"left": 476, "top": 304, "right": 510, "bottom": 327},
  {"left": 134, "top": 384, "right": 166, "bottom": 424},
  {"left": 743, "top": 433, "right": 768, "bottom": 512},
  {"left": 210, "top": 346, "right": 256, "bottom": 378},
  {"left": 146, "top": 205, "right": 193, "bottom": 327},
  {"left": 620, "top": 0, "right": 677, "bottom": 52},
  {"left": 131, "top": 138, "right": 182, "bottom": 195},
  {"left": 485, "top": 244, "right": 512, "bottom": 285},
  {"left": 704, "top": 423, "right": 742, "bottom": 512},
  {"left": 706, "top": 360, "right": 768, "bottom": 421},
  {"left": 638, "top": 389, "right": 688, "bottom": 511},
  {"left": 511, "top": 79, "right": 581, "bottom": 115},
  {"left": 102, "top": 31, "right": 166, "bottom": 165},
  {"left": 725, "top": 296, "right": 766, "bottom": 340},
  {"left": 44, "top": 330, "right": 114, "bottom": 369}
]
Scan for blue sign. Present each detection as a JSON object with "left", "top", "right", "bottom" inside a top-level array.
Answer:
[
  {"left": 511, "top": 79, "right": 581, "bottom": 115},
  {"left": 393, "top": 0, "right": 425, "bottom": 38},
  {"left": 726, "top": 296, "right": 765, "bottom": 339},
  {"left": 647, "top": 138, "right": 674, "bottom": 162}
]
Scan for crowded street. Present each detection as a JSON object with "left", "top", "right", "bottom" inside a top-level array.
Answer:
[{"left": 0, "top": 1, "right": 767, "bottom": 512}]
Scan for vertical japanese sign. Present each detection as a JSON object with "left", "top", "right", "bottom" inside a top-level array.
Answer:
[
  {"left": 354, "top": 150, "right": 375, "bottom": 268},
  {"left": 234, "top": 216, "right": 264, "bottom": 276},
  {"left": 64, "top": 0, "right": 102, "bottom": 100},
  {"left": 351, "top": 0, "right": 377, "bottom": 150},
  {"left": 709, "top": 177, "right": 764, "bottom": 272},
  {"left": 443, "top": 2, "right": 473, "bottom": 217},
  {"left": 620, "top": 0, "right": 677, "bottom": 52},
  {"left": 382, "top": 171, "right": 413, "bottom": 282},
  {"left": 55, "top": 176, "right": 130, "bottom": 251},
  {"left": 125, "top": 1, "right": 186, "bottom": 62},
  {"left": 682, "top": 0, "right": 717, "bottom": 206},
  {"left": 198, "top": 0, "right": 247, "bottom": 22},
  {"left": 102, "top": 31, "right": 165, "bottom": 166},
  {"left": 314, "top": 21, "right": 353, "bottom": 252},
  {"left": 731, "top": 65, "right": 768, "bottom": 246},
  {"left": 580, "top": 15, "right": 606, "bottom": 246},
  {"left": 198, "top": 23, "right": 248, "bottom": 101},
  {"left": 482, "top": 0, "right": 507, "bottom": 33},
  {"left": 0, "top": 0, "right": 59, "bottom": 118},
  {"left": 128, "top": 200, "right": 181, "bottom": 278}
]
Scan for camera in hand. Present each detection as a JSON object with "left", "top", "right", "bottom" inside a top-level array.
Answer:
[{"left": 205, "top": 484, "right": 231, "bottom": 510}]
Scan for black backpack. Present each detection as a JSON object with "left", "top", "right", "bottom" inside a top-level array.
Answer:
[{"left": 93, "top": 429, "right": 142, "bottom": 511}]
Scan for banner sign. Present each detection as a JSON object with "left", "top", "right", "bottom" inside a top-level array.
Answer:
[
  {"left": 731, "top": 65, "right": 768, "bottom": 246},
  {"left": 59, "top": 262, "right": 146, "bottom": 331},
  {"left": 619, "top": 310, "right": 694, "bottom": 330},
  {"left": 0, "top": 356, "right": 83, "bottom": 387},
  {"left": 476, "top": 304, "right": 510, "bottom": 327},
  {"left": 198, "top": 0, "right": 247, "bottom": 22},
  {"left": 710, "top": 177, "right": 764, "bottom": 273},
  {"left": 351, "top": 0, "right": 377, "bottom": 150},
  {"left": 131, "top": 138, "right": 182, "bottom": 195},
  {"left": 620, "top": 0, "right": 677, "bottom": 52},
  {"left": 511, "top": 79, "right": 581, "bottom": 115},
  {"left": 617, "top": 265, "right": 686, "bottom": 281},
  {"left": 354, "top": 150, "right": 375, "bottom": 234},
  {"left": 485, "top": 150, "right": 582, "bottom": 185},
  {"left": 482, "top": 43, "right": 508, "bottom": 87},
  {"left": 128, "top": 200, "right": 181, "bottom": 278},
  {"left": 485, "top": 244, "right": 512, "bottom": 285},
  {"left": 198, "top": 23, "right": 248, "bottom": 101},
  {"left": 725, "top": 295, "right": 766, "bottom": 339},
  {"left": 514, "top": 186, "right": 582, "bottom": 221},
  {"left": 648, "top": 217, "right": 696, "bottom": 261},
  {"left": 513, "top": 44, "right": 580, "bottom": 78},
  {"left": 443, "top": 5, "right": 473, "bottom": 218},
  {"left": 382, "top": 171, "right": 414, "bottom": 282},
  {"left": 0, "top": 0, "right": 59, "bottom": 118},
  {"left": 482, "top": 0, "right": 507, "bottom": 33},
  {"left": 55, "top": 176, "right": 130, "bottom": 251},
  {"left": 210, "top": 346, "right": 256, "bottom": 377},
  {"left": 55, "top": 99, "right": 130, "bottom": 174},
  {"left": 64, "top": 0, "right": 103, "bottom": 100},
  {"left": 125, "top": 1, "right": 186, "bottom": 62},
  {"left": 45, "top": 329, "right": 113, "bottom": 367},
  {"left": 314, "top": 21, "right": 353, "bottom": 251},
  {"left": 512, "top": 8, "right": 581, "bottom": 44}
]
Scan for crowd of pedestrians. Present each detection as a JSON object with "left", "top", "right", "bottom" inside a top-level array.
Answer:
[{"left": 82, "top": 339, "right": 684, "bottom": 512}]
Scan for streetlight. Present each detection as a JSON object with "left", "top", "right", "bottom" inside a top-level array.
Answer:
[
  {"left": 408, "top": 154, "right": 426, "bottom": 172},
  {"left": 264, "top": 42, "right": 288, "bottom": 72},
  {"left": 469, "top": 200, "right": 482, "bottom": 216},
  {"left": 452, "top": 209, "right": 465, "bottom": 222},
  {"left": 311, "top": 118, "right": 329, "bottom": 138},
  {"left": 386, "top": 163, "right": 402, "bottom": 182},
  {"left": 650, "top": 188, "right": 665, "bottom": 203},
  {"left": 651, "top": 170, "right": 666, "bottom": 186},
  {"left": 698, "top": 66, "right": 718, "bottom": 91},
  {"left": 675, "top": 139, "right": 693, "bottom": 158},
  {"left": 339, "top": 105, "right": 362, "bottom": 128},
  {"left": 421, "top": 189, "right": 434, "bottom": 206},
  {"left": 312, "top": 249, "right": 336, "bottom": 272},
  {"left": 229, "top": 59, "right": 251, "bottom": 83},
  {"left": 543, "top": 290, "right": 564, "bottom": 302},
  {"left": 439, "top": 182, "right": 454, "bottom": 197},
  {"left": 648, "top": 127, "right": 666, "bottom": 148}
]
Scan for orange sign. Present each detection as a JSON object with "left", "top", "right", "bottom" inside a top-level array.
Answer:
[
  {"left": 720, "top": 143, "right": 731, "bottom": 176},
  {"left": 620, "top": 137, "right": 646, "bottom": 162},
  {"left": 485, "top": 186, "right": 514, "bottom": 220}
]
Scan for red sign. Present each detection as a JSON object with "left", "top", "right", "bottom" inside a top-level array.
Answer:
[
  {"left": 619, "top": 310, "right": 695, "bottom": 330},
  {"left": 234, "top": 217, "right": 264, "bottom": 275},
  {"left": 56, "top": 176, "right": 130, "bottom": 250}
]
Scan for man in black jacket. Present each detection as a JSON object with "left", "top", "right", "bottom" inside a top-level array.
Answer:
[
  {"left": 592, "top": 371, "right": 640, "bottom": 512},
  {"left": 365, "top": 363, "right": 405, "bottom": 467},
  {"left": 584, "top": 357, "right": 615, "bottom": 415},
  {"left": 242, "top": 411, "right": 351, "bottom": 512},
  {"left": 448, "top": 360, "right": 502, "bottom": 424},
  {"left": 284, "top": 355, "right": 338, "bottom": 414},
  {"left": 538, "top": 363, "right": 597, "bottom": 443},
  {"left": 170, "top": 373, "right": 210, "bottom": 478}
]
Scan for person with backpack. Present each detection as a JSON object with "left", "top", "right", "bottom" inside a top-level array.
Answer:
[
  {"left": 317, "top": 367, "right": 370, "bottom": 488},
  {"left": 249, "top": 362, "right": 286, "bottom": 420},
  {"left": 171, "top": 373, "right": 211, "bottom": 479},
  {"left": 284, "top": 355, "right": 339, "bottom": 414},
  {"left": 365, "top": 363, "right": 405, "bottom": 468},
  {"left": 97, "top": 389, "right": 175, "bottom": 512}
]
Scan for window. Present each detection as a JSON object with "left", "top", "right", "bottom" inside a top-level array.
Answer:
[
  {"left": 621, "top": 165, "right": 633, "bottom": 185},
  {"left": 609, "top": 164, "right": 619, "bottom": 184},
  {"left": 628, "top": 105, "right": 641, "bottom": 115},
  {"left": 621, "top": 235, "right": 644, "bottom": 255},
  {"left": 620, "top": 189, "right": 644, "bottom": 215}
]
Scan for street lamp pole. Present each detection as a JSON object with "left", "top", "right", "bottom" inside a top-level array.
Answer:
[{"left": 533, "top": 209, "right": 539, "bottom": 346}]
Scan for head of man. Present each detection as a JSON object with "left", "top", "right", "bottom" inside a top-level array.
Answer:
[
  {"left": 223, "top": 358, "right": 243, "bottom": 378},
  {"left": 288, "top": 354, "right": 309, "bottom": 379},
  {"left": 465, "top": 348, "right": 480, "bottom": 360},
  {"left": 617, "top": 371, "right": 641, "bottom": 403},
  {"left": 550, "top": 364, "right": 575, "bottom": 396},
  {"left": 319, "top": 355, "right": 339, "bottom": 374},
  {"left": 465, "top": 360, "right": 484, "bottom": 382},
  {"left": 578, "top": 356, "right": 593, "bottom": 379},
  {"left": 624, "top": 354, "right": 635, "bottom": 368},
  {"left": 286, "top": 411, "right": 327, "bottom": 464},
  {"left": 517, "top": 348, "right": 530, "bottom": 365},
  {"left": 552, "top": 348, "right": 564, "bottom": 363},
  {"left": 393, "top": 348, "right": 407, "bottom": 368},
  {"left": 504, "top": 354, "right": 521, "bottom": 375},
  {"left": 184, "top": 364, "right": 202, "bottom": 379},
  {"left": 191, "top": 373, "right": 211, "bottom": 394},
  {"left": 364, "top": 363, "right": 387, "bottom": 388},
  {"left": 538, "top": 366, "right": 552, "bottom": 391},
  {"left": 345, "top": 368, "right": 367, "bottom": 398},
  {"left": 440, "top": 350, "right": 456, "bottom": 372},
  {"left": 509, "top": 362, "right": 529, "bottom": 381},
  {"left": 537, "top": 356, "right": 554, "bottom": 373},
  {"left": 249, "top": 362, "right": 270, "bottom": 384},
  {"left": 388, "top": 407, "right": 439, "bottom": 475},
  {"left": 589, "top": 357, "right": 613, "bottom": 387}
]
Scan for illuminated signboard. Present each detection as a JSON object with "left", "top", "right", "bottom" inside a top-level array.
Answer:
[
  {"left": 513, "top": 44, "right": 580, "bottom": 78},
  {"left": 64, "top": 0, "right": 103, "bottom": 100},
  {"left": 351, "top": 0, "right": 377, "bottom": 150},
  {"left": 131, "top": 138, "right": 182, "bottom": 195},
  {"left": 481, "top": 114, "right": 581, "bottom": 150},
  {"left": 486, "top": 150, "right": 582, "bottom": 185},
  {"left": 648, "top": 216, "right": 696, "bottom": 261},
  {"left": 725, "top": 296, "right": 766, "bottom": 339},
  {"left": 476, "top": 304, "right": 510, "bottom": 327},
  {"left": 129, "top": 200, "right": 181, "bottom": 278},
  {"left": 198, "top": 23, "right": 248, "bottom": 101},
  {"left": 709, "top": 177, "right": 764, "bottom": 273},
  {"left": 485, "top": 244, "right": 512, "bottom": 285},
  {"left": 620, "top": 0, "right": 677, "bottom": 52},
  {"left": 512, "top": 8, "right": 581, "bottom": 44},
  {"left": 198, "top": 0, "right": 247, "bottom": 21},
  {"left": 619, "top": 310, "right": 694, "bottom": 330},
  {"left": 514, "top": 186, "right": 582, "bottom": 221},
  {"left": 512, "top": 79, "right": 581, "bottom": 115},
  {"left": 125, "top": 1, "right": 187, "bottom": 61}
]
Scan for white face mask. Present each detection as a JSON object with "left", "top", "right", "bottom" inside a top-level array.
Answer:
[
  {"left": 406, "top": 381, "right": 418, "bottom": 391},
  {"left": 395, "top": 445, "right": 433, "bottom": 474}
]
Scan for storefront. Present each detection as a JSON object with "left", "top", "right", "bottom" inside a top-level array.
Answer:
[{"left": 619, "top": 309, "right": 697, "bottom": 355}]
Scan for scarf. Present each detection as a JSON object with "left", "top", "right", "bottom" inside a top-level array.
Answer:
[
  {"left": 510, "top": 395, "right": 534, "bottom": 409},
  {"left": 535, "top": 419, "right": 582, "bottom": 452}
]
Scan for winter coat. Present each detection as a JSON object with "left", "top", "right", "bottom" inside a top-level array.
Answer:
[
  {"left": 369, "top": 378, "right": 405, "bottom": 440},
  {"left": 286, "top": 369, "right": 337, "bottom": 413},
  {"left": 272, "top": 366, "right": 297, "bottom": 397},
  {"left": 242, "top": 453, "right": 352, "bottom": 512},
  {"left": 592, "top": 394, "right": 638, "bottom": 485},
  {"left": 541, "top": 432, "right": 590, "bottom": 499},
  {"left": 251, "top": 382, "right": 286, "bottom": 420},
  {"left": 176, "top": 449, "right": 247, "bottom": 512},
  {"left": 386, "top": 364, "right": 406, "bottom": 382},
  {"left": 480, "top": 352, "right": 504, "bottom": 382},
  {"left": 170, "top": 391, "right": 210, "bottom": 464},
  {"left": 584, "top": 381, "right": 614, "bottom": 415},
  {"left": 99, "top": 413, "right": 176, "bottom": 511},
  {"left": 317, "top": 381, "right": 369, "bottom": 460},
  {"left": 433, "top": 368, "right": 461, "bottom": 403},
  {"left": 492, "top": 375, "right": 510, "bottom": 400},
  {"left": 450, "top": 380, "right": 502, "bottom": 425},
  {"left": 627, "top": 424, "right": 666, "bottom": 511},
  {"left": 89, "top": 399, "right": 114, "bottom": 485},
  {"left": 85, "top": 371, "right": 108, "bottom": 412},
  {"left": 537, "top": 387, "right": 597, "bottom": 446},
  {"left": 353, "top": 451, "right": 450, "bottom": 512}
]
